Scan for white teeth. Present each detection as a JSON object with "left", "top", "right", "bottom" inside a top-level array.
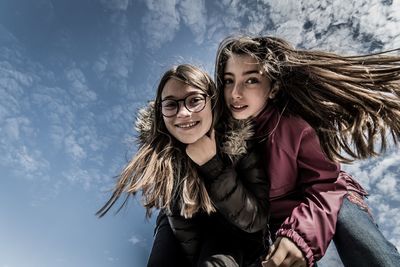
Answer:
[
  {"left": 233, "top": 105, "right": 245, "bottom": 109},
  {"left": 177, "top": 122, "right": 197, "bottom": 128}
]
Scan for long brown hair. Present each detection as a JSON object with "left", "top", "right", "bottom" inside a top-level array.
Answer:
[
  {"left": 216, "top": 36, "right": 400, "bottom": 163},
  {"left": 97, "top": 64, "right": 219, "bottom": 218}
]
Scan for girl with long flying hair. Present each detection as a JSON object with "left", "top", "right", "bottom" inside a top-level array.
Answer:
[{"left": 213, "top": 35, "right": 400, "bottom": 267}]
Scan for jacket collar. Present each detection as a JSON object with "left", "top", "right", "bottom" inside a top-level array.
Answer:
[{"left": 253, "top": 104, "right": 278, "bottom": 137}]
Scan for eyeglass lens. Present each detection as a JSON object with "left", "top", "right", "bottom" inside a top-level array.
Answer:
[{"left": 161, "top": 94, "right": 206, "bottom": 117}]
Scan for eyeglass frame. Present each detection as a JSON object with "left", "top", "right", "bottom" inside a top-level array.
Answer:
[{"left": 160, "top": 93, "right": 209, "bottom": 117}]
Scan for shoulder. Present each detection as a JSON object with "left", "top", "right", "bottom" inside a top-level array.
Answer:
[{"left": 272, "top": 114, "right": 315, "bottom": 151}]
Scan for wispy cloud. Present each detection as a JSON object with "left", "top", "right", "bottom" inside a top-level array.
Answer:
[
  {"left": 128, "top": 235, "right": 140, "bottom": 245},
  {"left": 100, "top": 0, "right": 130, "bottom": 11},
  {"left": 64, "top": 68, "right": 97, "bottom": 104},
  {"left": 142, "top": 0, "right": 181, "bottom": 49},
  {"left": 0, "top": 24, "right": 125, "bottom": 194},
  {"left": 178, "top": 0, "right": 207, "bottom": 43}
]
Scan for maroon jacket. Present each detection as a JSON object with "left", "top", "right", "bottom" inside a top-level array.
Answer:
[{"left": 254, "top": 105, "right": 367, "bottom": 266}]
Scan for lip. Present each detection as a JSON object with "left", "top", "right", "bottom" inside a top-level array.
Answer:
[{"left": 230, "top": 104, "right": 248, "bottom": 112}]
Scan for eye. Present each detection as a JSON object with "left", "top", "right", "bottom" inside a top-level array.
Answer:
[
  {"left": 246, "top": 77, "right": 259, "bottom": 84},
  {"left": 187, "top": 95, "right": 205, "bottom": 107},
  {"left": 162, "top": 100, "right": 177, "bottom": 110},
  {"left": 223, "top": 78, "right": 233, "bottom": 86}
]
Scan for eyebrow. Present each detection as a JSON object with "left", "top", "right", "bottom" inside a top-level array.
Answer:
[
  {"left": 162, "top": 91, "right": 203, "bottom": 100},
  {"left": 224, "top": 69, "right": 262, "bottom": 76}
]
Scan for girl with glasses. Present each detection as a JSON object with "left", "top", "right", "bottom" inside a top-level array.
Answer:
[{"left": 97, "top": 64, "right": 270, "bottom": 266}]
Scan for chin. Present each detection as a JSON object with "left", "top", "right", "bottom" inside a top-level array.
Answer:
[
  {"left": 232, "top": 113, "right": 249, "bottom": 120},
  {"left": 176, "top": 135, "right": 201, "bottom": 145}
]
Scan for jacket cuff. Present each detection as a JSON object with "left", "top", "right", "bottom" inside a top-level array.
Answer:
[
  {"left": 196, "top": 154, "right": 225, "bottom": 182},
  {"left": 276, "top": 228, "right": 314, "bottom": 267}
]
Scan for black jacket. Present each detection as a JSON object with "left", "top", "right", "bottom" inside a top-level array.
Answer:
[{"left": 167, "top": 122, "right": 270, "bottom": 264}]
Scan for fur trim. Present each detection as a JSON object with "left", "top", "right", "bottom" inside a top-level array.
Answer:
[
  {"left": 135, "top": 102, "right": 255, "bottom": 157},
  {"left": 221, "top": 118, "right": 254, "bottom": 162},
  {"left": 135, "top": 101, "right": 155, "bottom": 145}
]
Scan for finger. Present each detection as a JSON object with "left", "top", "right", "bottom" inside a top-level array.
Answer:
[
  {"left": 266, "top": 248, "right": 287, "bottom": 267},
  {"left": 280, "top": 256, "right": 295, "bottom": 267},
  {"left": 265, "top": 243, "right": 276, "bottom": 260},
  {"left": 291, "top": 259, "right": 307, "bottom": 267},
  {"left": 261, "top": 260, "right": 276, "bottom": 267},
  {"left": 265, "top": 237, "right": 281, "bottom": 260}
]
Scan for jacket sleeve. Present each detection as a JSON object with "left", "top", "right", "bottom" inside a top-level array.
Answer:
[
  {"left": 197, "top": 147, "right": 269, "bottom": 233},
  {"left": 167, "top": 211, "right": 201, "bottom": 263},
  {"left": 274, "top": 127, "right": 348, "bottom": 267},
  {"left": 147, "top": 211, "right": 188, "bottom": 267}
]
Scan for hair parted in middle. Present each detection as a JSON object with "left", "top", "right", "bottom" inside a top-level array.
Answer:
[
  {"left": 215, "top": 35, "right": 400, "bottom": 163},
  {"left": 97, "top": 64, "right": 220, "bottom": 219}
]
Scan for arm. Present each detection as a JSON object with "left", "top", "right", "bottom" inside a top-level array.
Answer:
[
  {"left": 186, "top": 129, "right": 269, "bottom": 233},
  {"left": 268, "top": 125, "right": 348, "bottom": 267},
  {"left": 197, "top": 144, "right": 269, "bottom": 233},
  {"left": 167, "top": 210, "right": 202, "bottom": 263},
  {"left": 147, "top": 211, "right": 189, "bottom": 267}
]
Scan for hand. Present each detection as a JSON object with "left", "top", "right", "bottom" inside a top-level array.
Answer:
[
  {"left": 261, "top": 237, "right": 307, "bottom": 267},
  {"left": 185, "top": 129, "right": 216, "bottom": 166}
]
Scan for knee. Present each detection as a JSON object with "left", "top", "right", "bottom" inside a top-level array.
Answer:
[{"left": 198, "top": 254, "right": 239, "bottom": 267}]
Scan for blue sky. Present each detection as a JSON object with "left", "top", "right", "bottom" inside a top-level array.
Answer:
[{"left": 1, "top": 0, "right": 400, "bottom": 266}]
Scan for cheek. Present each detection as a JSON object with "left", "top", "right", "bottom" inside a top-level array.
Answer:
[
  {"left": 202, "top": 106, "right": 213, "bottom": 128},
  {"left": 163, "top": 117, "right": 174, "bottom": 132},
  {"left": 224, "top": 89, "right": 230, "bottom": 103},
  {"left": 258, "top": 87, "right": 270, "bottom": 100}
]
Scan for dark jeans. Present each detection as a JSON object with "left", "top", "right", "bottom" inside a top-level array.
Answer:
[{"left": 333, "top": 197, "right": 400, "bottom": 267}]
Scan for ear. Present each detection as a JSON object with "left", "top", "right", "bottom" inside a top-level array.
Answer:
[{"left": 269, "top": 81, "right": 280, "bottom": 99}]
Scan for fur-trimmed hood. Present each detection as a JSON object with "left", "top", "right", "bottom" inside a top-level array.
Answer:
[{"left": 134, "top": 102, "right": 254, "bottom": 160}]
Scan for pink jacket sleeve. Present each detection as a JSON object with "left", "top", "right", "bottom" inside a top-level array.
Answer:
[{"left": 274, "top": 126, "right": 348, "bottom": 267}]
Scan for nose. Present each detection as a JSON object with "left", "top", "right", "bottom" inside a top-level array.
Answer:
[
  {"left": 231, "top": 82, "right": 243, "bottom": 99},
  {"left": 176, "top": 102, "right": 191, "bottom": 118}
]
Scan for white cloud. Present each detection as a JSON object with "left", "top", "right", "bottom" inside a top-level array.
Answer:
[
  {"left": 109, "top": 35, "right": 134, "bottom": 79},
  {"left": 3, "top": 117, "right": 31, "bottom": 140},
  {"left": 0, "top": 26, "right": 118, "bottom": 194},
  {"left": 128, "top": 235, "right": 140, "bottom": 245},
  {"left": 65, "top": 68, "right": 97, "bottom": 104},
  {"left": 358, "top": 0, "right": 400, "bottom": 50},
  {"left": 93, "top": 56, "right": 108, "bottom": 78},
  {"left": 178, "top": 0, "right": 207, "bottom": 43},
  {"left": 65, "top": 134, "right": 87, "bottom": 160},
  {"left": 214, "top": 0, "right": 398, "bottom": 54},
  {"left": 63, "top": 166, "right": 107, "bottom": 190},
  {"left": 142, "top": 0, "right": 180, "bottom": 49},
  {"left": 376, "top": 173, "right": 397, "bottom": 195},
  {"left": 1, "top": 146, "right": 51, "bottom": 180}
]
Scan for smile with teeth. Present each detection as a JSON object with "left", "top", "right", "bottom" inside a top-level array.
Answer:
[
  {"left": 176, "top": 121, "right": 199, "bottom": 128},
  {"left": 231, "top": 104, "right": 247, "bottom": 110}
]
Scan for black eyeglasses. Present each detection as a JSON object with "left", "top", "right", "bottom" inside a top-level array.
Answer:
[{"left": 161, "top": 93, "right": 208, "bottom": 117}]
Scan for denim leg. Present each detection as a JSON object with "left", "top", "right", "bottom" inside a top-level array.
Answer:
[{"left": 333, "top": 197, "right": 400, "bottom": 267}]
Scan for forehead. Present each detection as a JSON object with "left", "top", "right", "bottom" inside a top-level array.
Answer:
[
  {"left": 161, "top": 78, "right": 203, "bottom": 99},
  {"left": 225, "top": 54, "right": 261, "bottom": 73}
]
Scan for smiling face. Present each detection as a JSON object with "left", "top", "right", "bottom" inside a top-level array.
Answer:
[
  {"left": 223, "top": 54, "right": 273, "bottom": 120},
  {"left": 161, "top": 78, "right": 212, "bottom": 144}
]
